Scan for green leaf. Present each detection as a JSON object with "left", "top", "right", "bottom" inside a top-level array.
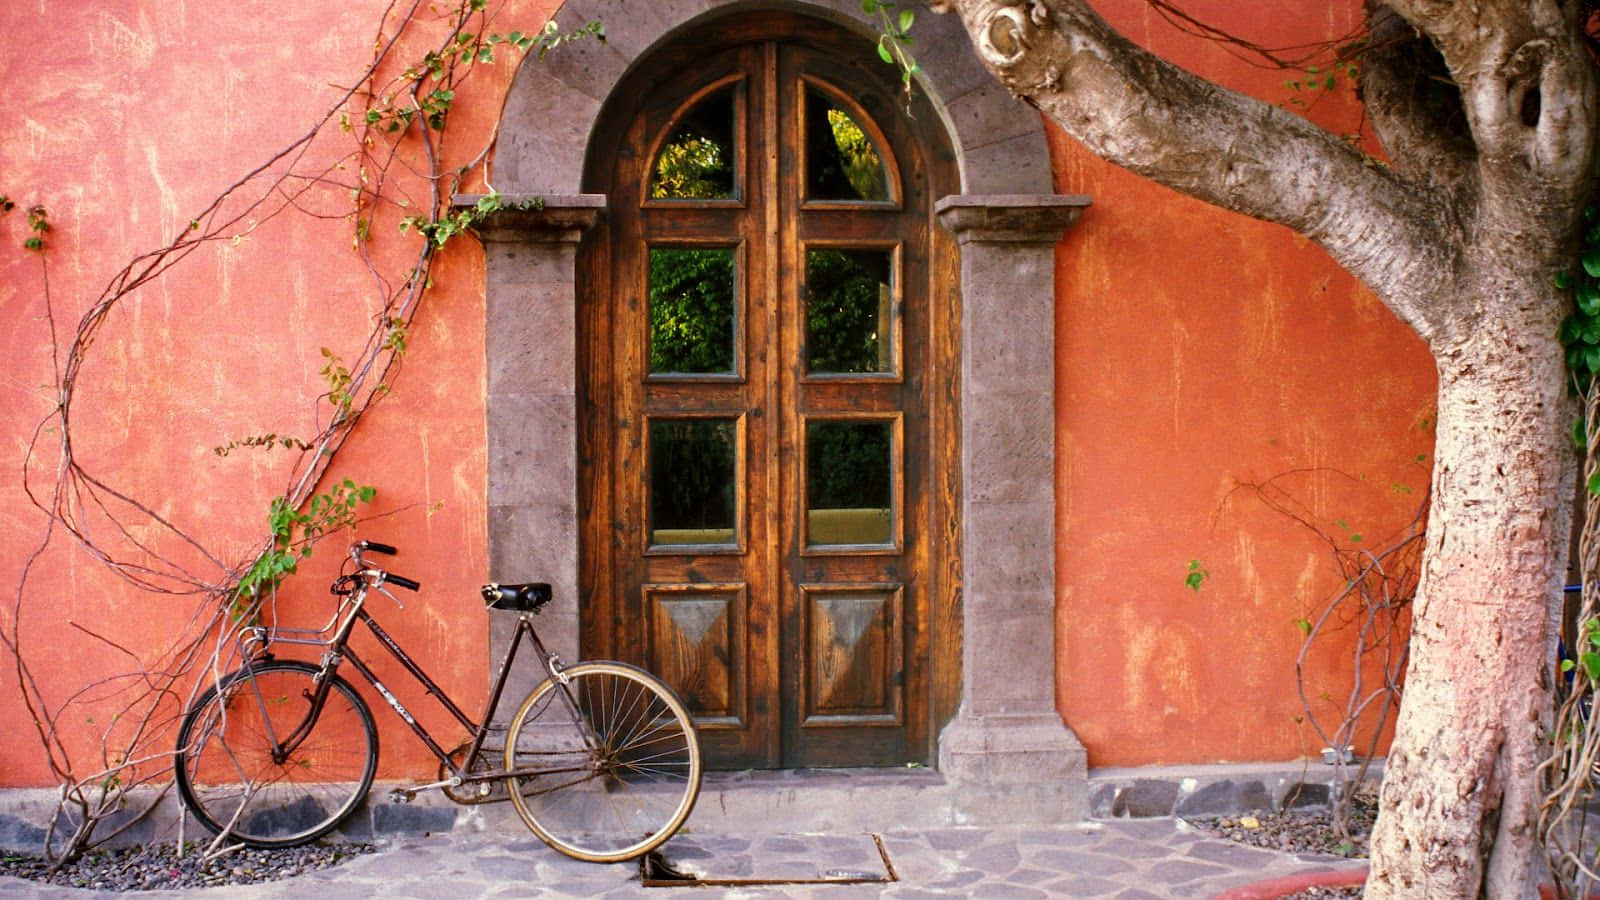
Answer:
[
  {"left": 877, "top": 37, "right": 894, "bottom": 64},
  {"left": 1588, "top": 470, "right": 1600, "bottom": 496},
  {"left": 1293, "top": 617, "right": 1312, "bottom": 636},
  {"left": 1578, "top": 282, "right": 1600, "bottom": 315},
  {"left": 1584, "top": 250, "right": 1600, "bottom": 278},
  {"left": 1561, "top": 317, "right": 1583, "bottom": 345},
  {"left": 898, "top": 8, "right": 914, "bottom": 33},
  {"left": 1581, "top": 650, "right": 1600, "bottom": 681}
]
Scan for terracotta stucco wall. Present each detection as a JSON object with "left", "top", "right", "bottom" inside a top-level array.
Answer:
[
  {"left": 0, "top": 0, "right": 558, "bottom": 786},
  {"left": 1051, "top": 1, "right": 1437, "bottom": 765},
  {"left": 1, "top": 0, "right": 1434, "bottom": 786}
]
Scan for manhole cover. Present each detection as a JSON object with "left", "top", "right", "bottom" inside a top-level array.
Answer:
[{"left": 641, "top": 833, "right": 896, "bottom": 887}]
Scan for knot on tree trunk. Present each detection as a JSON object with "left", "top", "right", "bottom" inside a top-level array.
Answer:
[{"left": 973, "top": 0, "right": 1060, "bottom": 92}]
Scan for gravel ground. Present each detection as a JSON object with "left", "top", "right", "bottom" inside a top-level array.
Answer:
[
  {"left": 1192, "top": 798, "right": 1375, "bottom": 900},
  {"left": 0, "top": 841, "right": 374, "bottom": 892}
]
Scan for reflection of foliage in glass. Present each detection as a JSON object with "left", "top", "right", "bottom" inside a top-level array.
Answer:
[
  {"left": 650, "top": 419, "right": 737, "bottom": 533},
  {"left": 806, "top": 88, "right": 888, "bottom": 201},
  {"left": 806, "top": 249, "right": 889, "bottom": 373},
  {"left": 649, "top": 248, "right": 736, "bottom": 373},
  {"left": 650, "top": 87, "right": 736, "bottom": 199},
  {"left": 807, "top": 421, "right": 891, "bottom": 510}
]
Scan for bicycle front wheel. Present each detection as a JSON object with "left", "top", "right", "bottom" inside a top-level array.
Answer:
[
  {"left": 174, "top": 659, "right": 377, "bottom": 848},
  {"left": 504, "top": 661, "right": 701, "bottom": 862}
]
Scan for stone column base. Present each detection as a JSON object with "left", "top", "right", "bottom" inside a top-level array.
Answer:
[{"left": 938, "top": 712, "right": 1089, "bottom": 822}]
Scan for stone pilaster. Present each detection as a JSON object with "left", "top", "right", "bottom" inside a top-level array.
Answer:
[
  {"left": 455, "top": 193, "right": 603, "bottom": 705},
  {"left": 935, "top": 193, "right": 1092, "bottom": 819}
]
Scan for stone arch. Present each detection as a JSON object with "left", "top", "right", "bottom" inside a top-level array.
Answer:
[
  {"left": 492, "top": 0, "right": 1051, "bottom": 197},
  {"left": 471, "top": 0, "right": 1090, "bottom": 819}
]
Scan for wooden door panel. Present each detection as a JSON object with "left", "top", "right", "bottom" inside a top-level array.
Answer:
[
  {"left": 645, "top": 583, "right": 747, "bottom": 729},
  {"left": 800, "top": 584, "right": 904, "bottom": 724}
]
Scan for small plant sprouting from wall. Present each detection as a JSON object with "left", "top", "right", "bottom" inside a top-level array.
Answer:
[{"left": 5, "top": 4, "right": 601, "bottom": 865}]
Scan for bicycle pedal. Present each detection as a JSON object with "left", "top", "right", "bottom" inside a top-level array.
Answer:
[{"left": 387, "top": 788, "right": 416, "bottom": 804}]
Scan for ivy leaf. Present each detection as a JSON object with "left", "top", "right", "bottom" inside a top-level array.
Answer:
[
  {"left": 1579, "top": 282, "right": 1600, "bottom": 316},
  {"left": 1585, "top": 250, "right": 1600, "bottom": 278}
]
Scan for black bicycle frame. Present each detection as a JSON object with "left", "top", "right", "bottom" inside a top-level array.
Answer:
[{"left": 270, "top": 603, "right": 582, "bottom": 786}]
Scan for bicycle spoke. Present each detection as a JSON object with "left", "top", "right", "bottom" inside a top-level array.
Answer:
[{"left": 505, "top": 663, "right": 700, "bottom": 862}]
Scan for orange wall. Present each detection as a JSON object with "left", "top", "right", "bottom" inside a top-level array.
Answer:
[
  {"left": 1051, "top": 1, "right": 1436, "bottom": 765},
  {"left": 0, "top": 0, "right": 557, "bottom": 786},
  {"left": 0, "top": 0, "right": 1435, "bottom": 786}
]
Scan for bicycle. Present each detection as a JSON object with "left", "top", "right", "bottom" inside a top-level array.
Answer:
[{"left": 173, "top": 540, "right": 701, "bottom": 862}]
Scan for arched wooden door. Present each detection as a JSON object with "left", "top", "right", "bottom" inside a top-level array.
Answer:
[{"left": 579, "top": 13, "right": 958, "bottom": 769}]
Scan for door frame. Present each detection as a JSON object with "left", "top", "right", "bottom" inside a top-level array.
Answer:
[{"left": 469, "top": 0, "right": 1090, "bottom": 802}]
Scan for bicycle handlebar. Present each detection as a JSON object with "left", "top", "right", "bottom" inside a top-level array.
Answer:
[
  {"left": 384, "top": 572, "right": 421, "bottom": 592},
  {"left": 350, "top": 541, "right": 421, "bottom": 592}
]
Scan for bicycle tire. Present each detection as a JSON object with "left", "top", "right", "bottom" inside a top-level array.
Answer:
[
  {"left": 174, "top": 659, "right": 377, "bottom": 848},
  {"left": 504, "top": 661, "right": 701, "bottom": 862}
]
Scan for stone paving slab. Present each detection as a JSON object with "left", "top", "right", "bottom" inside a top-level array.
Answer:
[{"left": 0, "top": 819, "right": 1367, "bottom": 898}]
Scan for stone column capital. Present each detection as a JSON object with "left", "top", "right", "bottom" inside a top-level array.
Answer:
[
  {"left": 451, "top": 193, "right": 606, "bottom": 244},
  {"left": 935, "top": 193, "right": 1091, "bottom": 244}
]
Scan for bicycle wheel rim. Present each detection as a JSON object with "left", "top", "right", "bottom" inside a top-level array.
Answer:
[
  {"left": 505, "top": 662, "right": 701, "bottom": 862},
  {"left": 175, "top": 661, "right": 377, "bottom": 848}
]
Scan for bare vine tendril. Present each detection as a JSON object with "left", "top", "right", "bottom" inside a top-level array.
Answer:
[{"left": 5, "top": 1, "right": 597, "bottom": 865}]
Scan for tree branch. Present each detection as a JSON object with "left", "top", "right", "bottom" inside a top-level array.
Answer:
[{"left": 942, "top": 0, "right": 1458, "bottom": 342}]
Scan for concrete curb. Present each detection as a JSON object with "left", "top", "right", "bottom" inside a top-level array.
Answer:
[{"left": 0, "top": 760, "right": 1384, "bottom": 857}]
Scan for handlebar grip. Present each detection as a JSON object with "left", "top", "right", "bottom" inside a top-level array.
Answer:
[
  {"left": 361, "top": 541, "right": 398, "bottom": 555},
  {"left": 384, "top": 573, "right": 421, "bottom": 592}
]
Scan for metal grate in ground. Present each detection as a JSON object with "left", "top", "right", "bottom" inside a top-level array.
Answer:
[{"left": 640, "top": 832, "right": 896, "bottom": 887}]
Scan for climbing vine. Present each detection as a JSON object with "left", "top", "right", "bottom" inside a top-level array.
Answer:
[
  {"left": 1540, "top": 204, "right": 1600, "bottom": 897},
  {"left": 5, "top": 1, "right": 599, "bottom": 864}
]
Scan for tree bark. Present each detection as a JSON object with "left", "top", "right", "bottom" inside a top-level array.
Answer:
[
  {"left": 1365, "top": 270, "right": 1574, "bottom": 897},
  {"left": 935, "top": 1, "right": 1597, "bottom": 895}
]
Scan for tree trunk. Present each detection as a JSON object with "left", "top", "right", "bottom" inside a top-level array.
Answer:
[
  {"left": 1366, "top": 272, "right": 1576, "bottom": 897},
  {"left": 934, "top": 1, "right": 1595, "bottom": 894}
]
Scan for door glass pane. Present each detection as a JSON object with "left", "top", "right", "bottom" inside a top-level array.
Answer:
[
  {"left": 650, "top": 85, "right": 737, "bottom": 200},
  {"left": 649, "top": 247, "right": 736, "bottom": 375},
  {"left": 650, "top": 418, "right": 738, "bottom": 545},
  {"left": 805, "top": 248, "right": 894, "bottom": 374},
  {"left": 805, "top": 86, "right": 889, "bottom": 202},
  {"left": 806, "top": 420, "right": 892, "bottom": 546}
]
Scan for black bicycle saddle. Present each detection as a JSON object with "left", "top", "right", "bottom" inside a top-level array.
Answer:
[{"left": 482, "top": 582, "right": 553, "bottom": 612}]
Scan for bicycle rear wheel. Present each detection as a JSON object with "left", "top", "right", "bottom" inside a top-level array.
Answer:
[
  {"left": 504, "top": 661, "right": 701, "bottom": 862},
  {"left": 174, "top": 659, "right": 377, "bottom": 848}
]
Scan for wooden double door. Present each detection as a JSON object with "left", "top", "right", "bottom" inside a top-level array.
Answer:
[{"left": 579, "top": 16, "right": 957, "bottom": 769}]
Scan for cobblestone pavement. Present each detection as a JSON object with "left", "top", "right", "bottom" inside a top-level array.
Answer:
[{"left": 0, "top": 818, "right": 1366, "bottom": 898}]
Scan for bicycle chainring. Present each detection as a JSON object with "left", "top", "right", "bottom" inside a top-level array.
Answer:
[{"left": 440, "top": 741, "right": 509, "bottom": 805}]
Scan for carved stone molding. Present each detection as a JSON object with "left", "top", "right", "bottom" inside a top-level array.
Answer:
[{"left": 451, "top": 193, "right": 605, "bottom": 243}]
